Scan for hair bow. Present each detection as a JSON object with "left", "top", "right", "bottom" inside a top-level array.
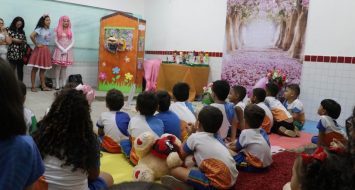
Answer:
[
  {"left": 75, "top": 84, "right": 96, "bottom": 104},
  {"left": 301, "top": 147, "right": 327, "bottom": 164},
  {"left": 42, "top": 13, "right": 49, "bottom": 18}
]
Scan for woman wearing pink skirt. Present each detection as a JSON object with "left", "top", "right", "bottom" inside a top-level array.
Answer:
[
  {"left": 52, "top": 16, "right": 74, "bottom": 90},
  {"left": 28, "top": 14, "right": 52, "bottom": 92}
]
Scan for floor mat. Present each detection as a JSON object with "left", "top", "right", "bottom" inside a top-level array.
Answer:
[
  {"left": 234, "top": 151, "right": 296, "bottom": 190},
  {"left": 269, "top": 132, "right": 313, "bottom": 150},
  {"left": 100, "top": 152, "right": 133, "bottom": 184}
]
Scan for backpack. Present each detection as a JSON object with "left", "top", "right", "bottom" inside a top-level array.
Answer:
[{"left": 68, "top": 74, "right": 83, "bottom": 85}]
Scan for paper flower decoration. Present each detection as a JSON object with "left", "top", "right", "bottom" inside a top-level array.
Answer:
[
  {"left": 99, "top": 72, "right": 107, "bottom": 81},
  {"left": 202, "top": 83, "right": 214, "bottom": 105},
  {"left": 112, "top": 67, "right": 120, "bottom": 74},
  {"left": 124, "top": 55, "right": 130, "bottom": 63},
  {"left": 267, "top": 68, "right": 287, "bottom": 89},
  {"left": 125, "top": 72, "right": 133, "bottom": 81}
]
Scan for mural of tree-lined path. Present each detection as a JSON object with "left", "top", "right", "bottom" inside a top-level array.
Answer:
[
  {"left": 222, "top": 0, "right": 309, "bottom": 93},
  {"left": 222, "top": 48, "right": 302, "bottom": 93}
]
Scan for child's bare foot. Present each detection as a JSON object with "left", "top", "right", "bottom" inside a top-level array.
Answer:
[
  {"left": 161, "top": 175, "right": 194, "bottom": 190},
  {"left": 279, "top": 126, "right": 296, "bottom": 137}
]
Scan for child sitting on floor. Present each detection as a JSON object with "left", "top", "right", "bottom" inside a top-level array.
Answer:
[
  {"left": 170, "top": 82, "right": 196, "bottom": 125},
  {"left": 265, "top": 83, "right": 297, "bottom": 137},
  {"left": 311, "top": 99, "right": 347, "bottom": 147},
  {"left": 96, "top": 89, "right": 130, "bottom": 153},
  {"left": 229, "top": 85, "right": 247, "bottom": 131},
  {"left": 283, "top": 84, "right": 305, "bottom": 130},
  {"left": 162, "top": 106, "right": 238, "bottom": 190},
  {"left": 251, "top": 88, "right": 273, "bottom": 133},
  {"left": 33, "top": 88, "right": 113, "bottom": 190},
  {"left": 156, "top": 90, "right": 183, "bottom": 140},
  {"left": 231, "top": 105, "right": 272, "bottom": 172},
  {"left": 18, "top": 81, "right": 38, "bottom": 135},
  {"left": 0, "top": 62, "right": 44, "bottom": 190},
  {"left": 211, "top": 80, "right": 238, "bottom": 142},
  {"left": 283, "top": 147, "right": 352, "bottom": 190},
  {"left": 126, "top": 92, "right": 164, "bottom": 165}
]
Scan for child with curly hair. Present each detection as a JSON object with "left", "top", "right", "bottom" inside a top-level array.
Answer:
[
  {"left": 283, "top": 147, "right": 353, "bottom": 190},
  {"left": 33, "top": 89, "right": 113, "bottom": 190}
]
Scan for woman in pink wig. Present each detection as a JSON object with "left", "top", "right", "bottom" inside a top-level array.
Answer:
[{"left": 52, "top": 16, "right": 74, "bottom": 90}]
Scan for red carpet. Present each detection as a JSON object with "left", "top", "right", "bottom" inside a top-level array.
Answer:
[
  {"left": 234, "top": 151, "right": 296, "bottom": 190},
  {"left": 269, "top": 132, "right": 313, "bottom": 150}
]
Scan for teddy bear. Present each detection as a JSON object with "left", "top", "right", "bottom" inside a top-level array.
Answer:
[{"left": 132, "top": 131, "right": 183, "bottom": 182}]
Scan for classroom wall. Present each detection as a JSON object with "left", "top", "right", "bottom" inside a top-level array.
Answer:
[
  {"left": 300, "top": 0, "right": 355, "bottom": 122},
  {"left": 53, "top": 0, "right": 145, "bottom": 17},
  {"left": 143, "top": 0, "right": 227, "bottom": 82},
  {"left": 1, "top": 0, "right": 116, "bottom": 87}
]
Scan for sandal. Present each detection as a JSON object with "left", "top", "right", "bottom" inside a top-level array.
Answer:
[
  {"left": 279, "top": 126, "right": 296, "bottom": 138},
  {"left": 31, "top": 87, "right": 38, "bottom": 92},
  {"left": 40, "top": 86, "right": 52, "bottom": 91}
]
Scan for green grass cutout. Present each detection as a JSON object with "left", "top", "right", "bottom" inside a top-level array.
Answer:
[{"left": 99, "top": 82, "right": 142, "bottom": 93}]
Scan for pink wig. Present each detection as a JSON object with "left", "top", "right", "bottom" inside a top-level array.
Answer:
[{"left": 55, "top": 16, "right": 72, "bottom": 39}]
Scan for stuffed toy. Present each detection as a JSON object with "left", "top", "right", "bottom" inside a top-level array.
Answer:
[{"left": 132, "top": 132, "right": 183, "bottom": 182}]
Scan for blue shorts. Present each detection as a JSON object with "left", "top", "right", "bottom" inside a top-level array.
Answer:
[
  {"left": 120, "top": 139, "right": 132, "bottom": 159},
  {"left": 88, "top": 177, "right": 108, "bottom": 190},
  {"left": 186, "top": 169, "right": 218, "bottom": 190},
  {"left": 311, "top": 136, "right": 318, "bottom": 144}
]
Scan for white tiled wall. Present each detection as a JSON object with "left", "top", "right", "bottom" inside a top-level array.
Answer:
[{"left": 300, "top": 62, "right": 355, "bottom": 123}]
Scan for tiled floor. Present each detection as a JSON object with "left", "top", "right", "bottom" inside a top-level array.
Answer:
[
  {"left": 25, "top": 89, "right": 138, "bottom": 133},
  {"left": 25, "top": 89, "right": 320, "bottom": 135}
]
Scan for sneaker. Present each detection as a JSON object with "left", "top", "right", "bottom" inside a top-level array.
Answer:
[
  {"left": 161, "top": 175, "right": 194, "bottom": 190},
  {"left": 279, "top": 126, "right": 296, "bottom": 137}
]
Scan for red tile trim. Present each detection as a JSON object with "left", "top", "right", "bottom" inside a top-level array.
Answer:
[
  {"left": 145, "top": 50, "right": 223, "bottom": 57},
  {"left": 304, "top": 55, "right": 355, "bottom": 64}
]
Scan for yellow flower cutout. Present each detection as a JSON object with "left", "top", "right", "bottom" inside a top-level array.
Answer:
[{"left": 125, "top": 72, "right": 133, "bottom": 81}]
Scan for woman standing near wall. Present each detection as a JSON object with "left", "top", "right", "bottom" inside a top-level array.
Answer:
[
  {"left": 28, "top": 15, "right": 52, "bottom": 92},
  {"left": 52, "top": 16, "right": 74, "bottom": 90},
  {"left": 0, "top": 18, "right": 11, "bottom": 61},
  {"left": 7, "top": 17, "right": 26, "bottom": 81}
]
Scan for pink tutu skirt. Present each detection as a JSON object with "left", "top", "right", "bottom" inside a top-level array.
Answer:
[
  {"left": 52, "top": 48, "right": 74, "bottom": 66},
  {"left": 27, "top": 46, "right": 52, "bottom": 69}
]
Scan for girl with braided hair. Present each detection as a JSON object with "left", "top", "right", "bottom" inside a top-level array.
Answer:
[{"left": 33, "top": 88, "right": 113, "bottom": 190}]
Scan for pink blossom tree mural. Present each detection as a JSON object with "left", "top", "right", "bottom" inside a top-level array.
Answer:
[{"left": 222, "top": 0, "right": 309, "bottom": 94}]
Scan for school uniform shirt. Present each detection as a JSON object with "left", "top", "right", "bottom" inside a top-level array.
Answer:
[
  {"left": 24, "top": 107, "right": 37, "bottom": 135},
  {"left": 283, "top": 99, "right": 305, "bottom": 124},
  {"left": 39, "top": 155, "right": 94, "bottom": 190},
  {"left": 0, "top": 135, "right": 44, "bottom": 189},
  {"left": 236, "top": 128, "right": 273, "bottom": 167},
  {"left": 170, "top": 101, "right": 196, "bottom": 124},
  {"left": 96, "top": 111, "right": 130, "bottom": 143},
  {"left": 128, "top": 115, "right": 165, "bottom": 139},
  {"left": 317, "top": 115, "right": 347, "bottom": 137},
  {"left": 235, "top": 101, "right": 246, "bottom": 111},
  {"left": 256, "top": 102, "right": 274, "bottom": 133},
  {"left": 155, "top": 110, "right": 182, "bottom": 139},
  {"left": 183, "top": 132, "right": 238, "bottom": 189},
  {"left": 265, "top": 96, "right": 292, "bottom": 122},
  {"left": 210, "top": 103, "right": 236, "bottom": 139}
]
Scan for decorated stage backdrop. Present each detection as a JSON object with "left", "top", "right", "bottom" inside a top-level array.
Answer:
[{"left": 222, "top": 0, "right": 310, "bottom": 94}]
